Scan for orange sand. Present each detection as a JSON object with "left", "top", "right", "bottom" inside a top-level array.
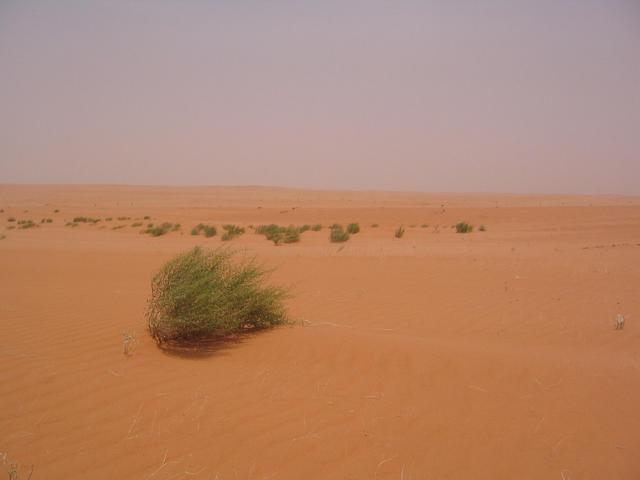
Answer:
[{"left": 1, "top": 185, "right": 639, "bottom": 479}]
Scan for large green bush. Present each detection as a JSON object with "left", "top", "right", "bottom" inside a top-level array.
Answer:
[{"left": 147, "top": 247, "right": 288, "bottom": 343}]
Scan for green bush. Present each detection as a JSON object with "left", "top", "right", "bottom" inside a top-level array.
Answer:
[
  {"left": 479, "top": 225, "right": 486, "bottom": 232},
  {"left": 73, "top": 216, "right": 100, "bottom": 223},
  {"left": 421, "top": 224, "right": 429, "bottom": 228},
  {"left": 395, "top": 226, "right": 405, "bottom": 238},
  {"left": 455, "top": 222, "right": 473, "bottom": 233},
  {"left": 311, "top": 224, "right": 322, "bottom": 231},
  {"left": 144, "top": 222, "right": 174, "bottom": 236},
  {"left": 7, "top": 217, "right": 16, "bottom": 222},
  {"left": 191, "top": 224, "right": 217, "bottom": 238},
  {"left": 221, "top": 224, "right": 245, "bottom": 241},
  {"left": 330, "top": 225, "right": 350, "bottom": 243},
  {"left": 255, "top": 224, "right": 300, "bottom": 244},
  {"left": 18, "top": 220, "right": 38, "bottom": 229},
  {"left": 146, "top": 247, "right": 288, "bottom": 343},
  {"left": 131, "top": 222, "right": 143, "bottom": 227},
  {"left": 371, "top": 223, "right": 379, "bottom": 228},
  {"left": 346, "top": 223, "right": 360, "bottom": 234},
  {"left": 298, "top": 224, "right": 311, "bottom": 233}
]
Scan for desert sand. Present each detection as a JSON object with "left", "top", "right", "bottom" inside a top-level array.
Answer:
[{"left": 1, "top": 184, "right": 639, "bottom": 479}]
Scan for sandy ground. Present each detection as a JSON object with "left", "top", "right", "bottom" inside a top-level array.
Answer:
[{"left": 1, "top": 185, "right": 639, "bottom": 480}]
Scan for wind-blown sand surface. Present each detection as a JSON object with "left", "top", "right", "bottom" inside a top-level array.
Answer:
[{"left": 1, "top": 185, "right": 639, "bottom": 479}]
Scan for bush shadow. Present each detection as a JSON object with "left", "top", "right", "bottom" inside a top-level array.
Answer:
[{"left": 156, "top": 330, "right": 259, "bottom": 360}]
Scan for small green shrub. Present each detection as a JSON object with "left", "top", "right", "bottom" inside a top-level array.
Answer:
[
  {"left": 455, "top": 222, "right": 473, "bottom": 233},
  {"left": 192, "top": 224, "right": 217, "bottom": 237},
  {"left": 40, "top": 218, "right": 53, "bottom": 223},
  {"left": 346, "top": 223, "right": 360, "bottom": 234},
  {"left": 221, "top": 224, "right": 245, "bottom": 241},
  {"left": 18, "top": 220, "right": 37, "bottom": 229},
  {"left": 255, "top": 224, "right": 308, "bottom": 244},
  {"left": 330, "top": 225, "right": 350, "bottom": 243},
  {"left": 479, "top": 225, "right": 486, "bottom": 232},
  {"left": 73, "top": 216, "right": 100, "bottom": 223},
  {"left": 7, "top": 217, "right": 16, "bottom": 222},
  {"left": 117, "top": 217, "right": 131, "bottom": 221},
  {"left": 146, "top": 246, "right": 288, "bottom": 343},
  {"left": 54, "top": 209, "right": 60, "bottom": 213},
  {"left": 112, "top": 225, "right": 126, "bottom": 230},
  {"left": 395, "top": 226, "right": 405, "bottom": 238},
  {"left": 311, "top": 224, "right": 322, "bottom": 231},
  {"left": 0, "top": 234, "right": 6, "bottom": 240},
  {"left": 409, "top": 224, "right": 417, "bottom": 228},
  {"left": 172, "top": 223, "right": 181, "bottom": 231},
  {"left": 143, "top": 216, "right": 151, "bottom": 220},
  {"left": 421, "top": 224, "right": 429, "bottom": 228},
  {"left": 105, "top": 217, "right": 113, "bottom": 221},
  {"left": 66, "top": 222, "right": 79, "bottom": 227},
  {"left": 371, "top": 223, "right": 379, "bottom": 228},
  {"left": 131, "top": 222, "right": 143, "bottom": 227},
  {"left": 273, "top": 226, "right": 300, "bottom": 245},
  {"left": 144, "top": 222, "right": 174, "bottom": 236}
]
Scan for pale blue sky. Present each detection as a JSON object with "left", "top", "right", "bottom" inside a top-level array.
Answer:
[{"left": 1, "top": 1, "right": 639, "bottom": 193}]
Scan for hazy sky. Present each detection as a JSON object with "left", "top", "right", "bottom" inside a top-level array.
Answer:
[{"left": 1, "top": 1, "right": 639, "bottom": 194}]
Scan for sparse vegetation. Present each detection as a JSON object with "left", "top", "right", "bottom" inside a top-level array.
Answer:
[
  {"left": 112, "top": 225, "right": 126, "bottom": 230},
  {"left": 221, "top": 224, "right": 245, "bottom": 241},
  {"left": 54, "top": 209, "right": 60, "bottom": 213},
  {"left": 147, "top": 246, "right": 288, "bottom": 344},
  {"left": 311, "top": 224, "right": 322, "bottom": 231},
  {"left": 131, "top": 222, "right": 143, "bottom": 227},
  {"left": 421, "top": 224, "right": 429, "bottom": 228},
  {"left": 298, "top": 224, "right": 311, "bottom": 233},
  {"left": 371, "top": 223, "right": 379, "bottom": 228},
  {"left": 66, "top": 222, "right": 79, "bottom": 227},
  {"left": 395, "top": 226, "right": 405, "bottom": 238},
  {"left": 40, "top": 218, "right": 53, "bottom": 223},
  {"left": 143, "top": 216, "right": 151, "bottom": 220},
  {"left": 346, "top": 223, "right": 360, "bottom": 234},
  {"left": 330, "top": 225, "right": 350, "bottom": 243},
  {"left": 191, "top": 224, "right": 217, "bottom": 237},
  {"left": 73, "top": 216, "right": 100, "bottom": 224},
  {"left": 6, "top": 463, "right": 33, "bottom": 480},
  {"left": 479, "top": 224, "right": 486, "bottom": 232},
  {"left": 0, "top": 235, "right": 6, "bottom": 240},
  {"left": 105, "top": 217, "right": 113, "bottom": 221},
  {"left": 455, "top": 222, "right": 473, "bottom": 233},
  {"left": 7, "top": 217, "right": 16, "bottom": 222},
  {"left": 6, "top": 226, "right": 15, "bottom": 230},
  {"left": 117, "top": 216, "right": 131, "bottom": 221}
]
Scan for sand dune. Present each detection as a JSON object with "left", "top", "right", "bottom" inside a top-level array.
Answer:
[{"left": 1, "top": 185, "right": 639, "bottom": 479}]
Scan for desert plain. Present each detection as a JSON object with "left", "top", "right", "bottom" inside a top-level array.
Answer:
[{"left": 1, "top": 184, "right": 639, "bottom": 479}]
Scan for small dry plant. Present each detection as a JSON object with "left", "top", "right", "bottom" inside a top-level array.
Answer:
[{"left": 122, "top": 330, "right": 137, "bottom": 355}]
